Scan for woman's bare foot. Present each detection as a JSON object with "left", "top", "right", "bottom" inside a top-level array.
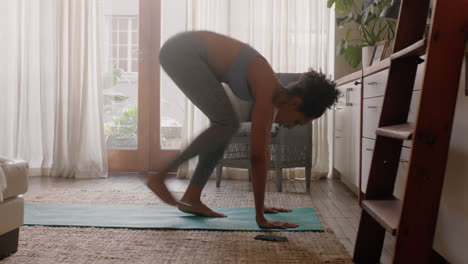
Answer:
[
  {"left": 147, "top": 171, "right": 177, "bottom": 206},
  {"left": 177, "top": 199, "right": 226, "bottom": 218}
]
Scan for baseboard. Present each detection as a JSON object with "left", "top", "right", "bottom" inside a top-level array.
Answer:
[
  {"left": 430, "top": 249, "right": 449, "bottom": 264},
  {"left": 338, "top": 174, "right": 359, "bottom": 196},
  {"left": 28, "top": 168, "right": 50, "bottom": 177},
  {"left": 0, "top": 228, "right": 19, "bottom": 260}
]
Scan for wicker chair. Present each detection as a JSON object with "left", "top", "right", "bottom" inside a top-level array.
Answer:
[{"left": 216, "top": 73, "right": 312, "bottom": 192}]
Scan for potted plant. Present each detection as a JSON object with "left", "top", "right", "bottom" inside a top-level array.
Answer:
[{"left": 328, "top": 0, "right": 397, "bottom": 68}]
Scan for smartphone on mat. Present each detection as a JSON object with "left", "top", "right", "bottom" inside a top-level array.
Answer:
[{"left": 254, "top": 235, "right": 288, "bottom": 242}]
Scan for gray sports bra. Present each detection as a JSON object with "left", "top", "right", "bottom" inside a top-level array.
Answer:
[{"left": 225, "top": 44, "right": 263, "bottom": 102}]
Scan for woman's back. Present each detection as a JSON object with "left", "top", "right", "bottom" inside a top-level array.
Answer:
[{"left": 199, "top": 31, "right": 245, "bottom": 82}]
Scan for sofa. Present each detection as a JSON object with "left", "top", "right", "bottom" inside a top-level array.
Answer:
[{"left": 0, "top": 157, "right": 28, "bottom": 260}]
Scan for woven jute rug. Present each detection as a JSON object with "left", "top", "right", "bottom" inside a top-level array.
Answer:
[{"left": 3, "top": 189, "right": 352, "bottom": 263}]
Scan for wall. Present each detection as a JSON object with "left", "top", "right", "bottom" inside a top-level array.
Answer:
[
  {"left": 333, "top": 0, "right": 364, "bottom": 79},
  {"left": 101, "top": 0, "right": 138, "bottom": 15},
  {"left": 433, "top": 59, "right": 467, "bottom": 263}
]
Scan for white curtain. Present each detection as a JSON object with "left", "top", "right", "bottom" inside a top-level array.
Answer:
[
  {"left": 0, "top": 0, "right": 108, "bottom": 178},
  {"left": 179, "top": 0, "right": 331, "bottom": 180}
]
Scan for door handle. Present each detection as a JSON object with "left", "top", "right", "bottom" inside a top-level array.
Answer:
[
  {"left": 133, "top": 50, "right": 145, "bottom": 63},
  {"left": 346, "top": 88, "right": 353, "bottom": 106}
]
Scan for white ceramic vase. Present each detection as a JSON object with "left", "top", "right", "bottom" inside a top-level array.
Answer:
[{"left": 361, "top": 46, "right": 376, "bottom": 68}]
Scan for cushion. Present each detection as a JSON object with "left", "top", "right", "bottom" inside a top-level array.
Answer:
[
  {"left": 235, "top": 122, "right": 279, "bottom": 136},
  {"left": 0, "top": 157, "right": 28, "bottom": 201},
  {"left": 0, "top": 196, "right": 24, "bottom": 235}
]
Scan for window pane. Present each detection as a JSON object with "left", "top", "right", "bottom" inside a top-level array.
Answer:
[
  {"left": 119, "top": 31, "right": 127, "bottom": 41},
  {"left": 112, "top": 32, "right": 118, "bottom": 41},
  {"left": 130, "top": 54, "right": 138, "bottom": 62},
  {"left": 112, "top": 45, "right": 119, "bottom": 58},
  {"left": 119, "top": 18, "right": 127, "bottom": 30},
  {"left": 118, "top": 59, "right": 127, "bottom": 71},
  {"left": 102, "top": 1, "right": 140, "bottom": 150},
  {"left": 119, "top": 46, "right": 128, "bottom": 58},
  {"left": 112, "top": 19, "right": 119, "bottom": 31},
  {"left": 131, "top": 60, "right": 138, "bottom": 73}
]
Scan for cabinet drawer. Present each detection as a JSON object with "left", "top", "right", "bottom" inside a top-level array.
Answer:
[
  {"left": 336, "top": 80, "right": 360, "bottom": 105},
  {"left": 362, "top": 97, "right": 384, "bottom": 139},
  {"left": 361, "top": 137, "right": 411, "bottom": 197},
  {"left": 403, "top": 90, "right": 421, "bottom": 147},
  {"left": 334, "top": 105, "right": 345, "bottom": 131},
  {"left": 364, "top": 63, "right": 423, "bottom": 99},
  {"left": 334, "top": 128, "right": 348, "bottom": 178},
  {"left": 363, "top": 91, "right": 421, "bottom": 141},
  {"left": 395, "top": 147, "right": 411, "bottom": 199},
  {"left": 363, "top": 69, "right": 389, "bottom": 98},
  {"left": 361, "top": 138, "right": 375, "bottom": 193},
  {"left": 336, "top": 89, "right": 346, "bottom": 105},
  {"left": 413, "top": 61, "right": 426, "bottom": 91}
]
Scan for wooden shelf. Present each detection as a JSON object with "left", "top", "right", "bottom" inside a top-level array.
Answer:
[
  {"left": 390, "top": 39, "right": 427, "bottom": 61},
  {"left": 362, "top": 199, "right": 402, "bottom": 236},
  {"left": 362, "top": 58, "right": 391, "bottom": 77},
  {"left": 376, "top": 123, "right": 414, "bottom": 140},
  {"left": 335, "top": 70, "right": 362, "bottom": 86}
]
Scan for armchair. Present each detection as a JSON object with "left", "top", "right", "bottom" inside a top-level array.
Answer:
[
  {"left": 216, "top": 73, "right": 312, "bottom": 192},
  {"left": 0, "top": 157, "right": 28, "bottom": 260}
]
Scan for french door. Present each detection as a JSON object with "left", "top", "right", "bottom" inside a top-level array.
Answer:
[{"left": 103, "top": 0, "right": 178, "bottom": 172}]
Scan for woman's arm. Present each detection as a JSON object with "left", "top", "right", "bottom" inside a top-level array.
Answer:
[
  {"left": 250, "top": 94, "right": 274, "bottom": 225},
  {"left": 248, "top": 59, "right": 298, "bottom": 229}
]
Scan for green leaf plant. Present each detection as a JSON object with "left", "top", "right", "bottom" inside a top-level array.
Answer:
[{"left": 328, "top": 0, "right": 397, "bottom": 68}]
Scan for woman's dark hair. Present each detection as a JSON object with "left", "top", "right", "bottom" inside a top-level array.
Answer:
[{"left": 287, "top": 69, "right": 340, "bottom": 119}]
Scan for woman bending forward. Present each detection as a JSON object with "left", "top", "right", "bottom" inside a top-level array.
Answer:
[{"left": 148, "top": 31, "right": 339, "bottom": 229}]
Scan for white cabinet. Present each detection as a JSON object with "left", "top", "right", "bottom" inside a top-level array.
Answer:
[
  {"left": 333, "top": 77, "right": 361, "bottom": 193},
  {"left": 337, "top": 57, "right": 467, "bottom": 262},
  {"left": 361, "top": 137, "right": 410, "bottom": 198},
  {"left": 360, "top": 65, "right": 423, "bottom": 195},
  {"left": 333, "top": 88, "right": 349, "bottom": 178}
]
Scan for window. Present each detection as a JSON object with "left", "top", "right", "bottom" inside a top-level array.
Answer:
[
  {"left": 102, "top": 14, "right": 140, "bottom": 150},
  {"left": 105, "top": 15, "right": 139, "bottom": 80}
]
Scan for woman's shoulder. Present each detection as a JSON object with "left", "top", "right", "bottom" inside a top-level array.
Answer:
[{"left": 248, "top": 58, "right": 280, "bottom": 101}]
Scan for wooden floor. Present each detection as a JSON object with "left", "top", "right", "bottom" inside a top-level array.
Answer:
[{"left": 26, "top": 174, "right": 396, "bottom": 263}]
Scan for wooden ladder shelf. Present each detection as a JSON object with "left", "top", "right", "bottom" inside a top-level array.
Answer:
[{"left": 353, "top": 0, "right": 468, "bottom": 263}]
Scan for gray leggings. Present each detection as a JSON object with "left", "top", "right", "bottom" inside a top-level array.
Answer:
[{"left": 159, "top": 32, "right": 239, "bottom": 188}]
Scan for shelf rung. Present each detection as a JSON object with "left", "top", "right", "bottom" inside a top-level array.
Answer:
[
  {"left": 376, "top": 123, "right": 414, "bottom": 140},
  {"left": 390, "top": 39, "right": 427, "bottom": 61},
  {"left": 361, "top": 199, "right": 402, "bottom": 236}
]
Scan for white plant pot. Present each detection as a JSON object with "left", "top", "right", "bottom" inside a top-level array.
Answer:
[{"left": 362, "top": 46, "right": 376, "bottom": 68}]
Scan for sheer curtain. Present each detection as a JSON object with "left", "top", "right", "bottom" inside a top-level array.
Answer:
[
  {"left": 179, "top": 0, "right": 331, "bottom": 180},
  {"left": 0, "top": 0, "right": 107, "bottom": 178}
]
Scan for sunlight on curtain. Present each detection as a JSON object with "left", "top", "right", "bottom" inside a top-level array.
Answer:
[
  {"left": 0, "top": 0, "right": 107, "bottom": 178},
  {"left": 160, "top": 0, "right": 187, "bottom": 150},
  {"left": 182, "top": 0, "right": 331, "bottom": 180},
  {"left": 0, "top": 0, "right": 57, "bottom": 170}
]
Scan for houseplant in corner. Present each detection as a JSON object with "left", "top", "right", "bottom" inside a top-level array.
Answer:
[{"left": 328, "top": 0, "right": 397, "bottom": 68}]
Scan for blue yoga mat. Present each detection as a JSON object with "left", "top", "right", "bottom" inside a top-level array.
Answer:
[{"left": 24, "top": 204, "right": 323, "bottom": 232}]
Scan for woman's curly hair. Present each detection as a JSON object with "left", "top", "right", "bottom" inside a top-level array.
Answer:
[{"left": 287, "top": 69, "right": 340, "bottom": 119}]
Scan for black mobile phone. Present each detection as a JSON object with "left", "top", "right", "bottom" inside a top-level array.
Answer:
[{"left": 254, "top": 235, "right": 288, "bottom": 242}]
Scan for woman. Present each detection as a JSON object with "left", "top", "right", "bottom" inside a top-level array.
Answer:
[{"left": 148, "top": 31, "right": 338, "bottom": 229}]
